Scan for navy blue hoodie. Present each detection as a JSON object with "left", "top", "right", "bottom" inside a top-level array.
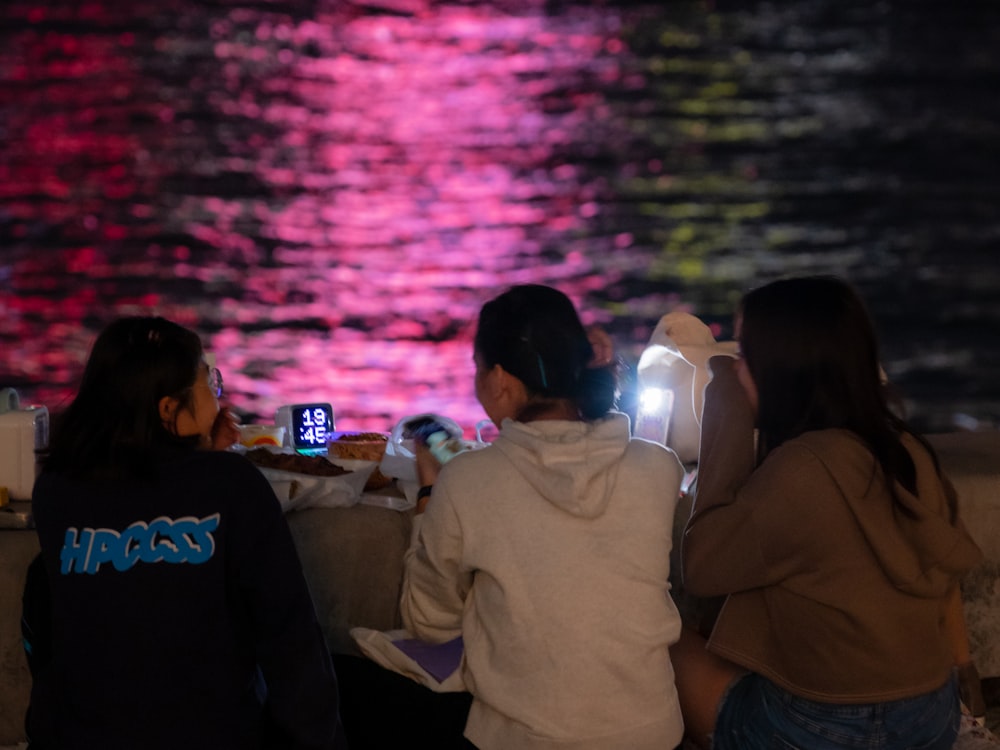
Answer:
[{"left": 27, "top": 447, "right": 347, "bottom": 750}]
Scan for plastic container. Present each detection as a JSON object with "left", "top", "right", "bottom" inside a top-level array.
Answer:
[
  {"left": 327, "top": 431, "right": 392, "bottom": 490},
  {"left": 381, "top": 414, "right": 488, "bottom": 482},
  {"left": 238, "top": 424, "right": 286, "bottom": 449}
]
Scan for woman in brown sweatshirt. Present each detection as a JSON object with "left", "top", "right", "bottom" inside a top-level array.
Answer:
[{"left": 673, "top": 276, "right": 982, "bottom": 749}]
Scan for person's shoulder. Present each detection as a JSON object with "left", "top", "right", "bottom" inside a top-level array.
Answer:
[
  {"left": 30, "top": 470, "right": 64, "bottom": 517},
  {"left": 187, "top": 448, "right": 257, "bottom": 471},
  {"left": 618, "top": 439, "right": 685, "bottom": 501},
  {"left": 181, "top": 449, "right": 275, "bottom": 495},
  {"left": 434, "top": 443, "right": 513, "bottom": 501},
  {"left": 788, "top": 429, "right": 868, "bottom": 459},
  {"left": 627, "top": 434, "right": 685, "bottom": 469},
  {"left": 442, "top": 442, "right": 502, "bottom": 474},
  {"left": 899, "top": 430, "right": 937, "bottom": 467},
  {"left": 765, "top": 429, "right": 874, "bottom": 484},
  {"left": 190, "top": 451, "right": 285, "bottom": 520},
  {"left": 32, "top": 469, "right": 60, "bottom": 493}
]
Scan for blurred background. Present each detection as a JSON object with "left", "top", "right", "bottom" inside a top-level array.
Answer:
[{"left": 1, "top": 0, "right": 998, "bottom": 434}]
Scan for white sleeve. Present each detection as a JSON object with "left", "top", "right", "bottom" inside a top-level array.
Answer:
[{"left": 399, "top": 481, "right": 471, "bottom": 644}]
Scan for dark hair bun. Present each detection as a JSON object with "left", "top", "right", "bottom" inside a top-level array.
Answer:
[{"left": 475, "top": 285, "right": 617, "bottom": 420}]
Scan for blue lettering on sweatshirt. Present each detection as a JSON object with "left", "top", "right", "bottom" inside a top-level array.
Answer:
[{"left": 59, "top": 514, "right": 220, "bottom": 575}]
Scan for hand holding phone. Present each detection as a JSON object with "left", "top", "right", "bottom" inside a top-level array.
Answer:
[{"left": 404, "top": 416, "right": 449, "bottom": 445}]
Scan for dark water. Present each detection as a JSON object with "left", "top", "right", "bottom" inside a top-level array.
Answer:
[{"left": 1, "top": 0, "right": 998, "bottom": 434}]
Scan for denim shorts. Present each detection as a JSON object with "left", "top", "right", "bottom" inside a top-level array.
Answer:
[{"left": 713, "top": 672, "right": 959, "bottom": 750}]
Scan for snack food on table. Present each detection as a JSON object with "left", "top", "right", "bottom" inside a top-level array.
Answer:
[
  {"left": 238, "top": 424, "right": 286, "bottom": 448},
  {"left": 245, "top": 449, "right": 349, "bottom": 477},
  {"left": 327, "top": 432, "right": 392, "bottom": 491}
]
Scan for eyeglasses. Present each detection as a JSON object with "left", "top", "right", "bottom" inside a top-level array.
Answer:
[{"left": 208, "top": 367, "right": 224, "bottom": 398}]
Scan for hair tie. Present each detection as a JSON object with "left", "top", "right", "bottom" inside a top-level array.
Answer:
[{"left": 536, "top": 353, "right": 548, "bottom": 389}]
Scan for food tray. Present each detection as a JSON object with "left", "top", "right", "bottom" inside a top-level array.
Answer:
[{"left": 327, "top": 434, "right": 393, "bottom": 491}]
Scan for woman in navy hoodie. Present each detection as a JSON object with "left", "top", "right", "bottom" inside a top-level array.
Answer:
[{"left": 24, "top": 316, "right": 347, "bottom": 750}]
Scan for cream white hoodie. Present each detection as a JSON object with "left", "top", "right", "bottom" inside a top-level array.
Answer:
[{"left": 401, "top": 412, "right": 686, "bottom": 750}]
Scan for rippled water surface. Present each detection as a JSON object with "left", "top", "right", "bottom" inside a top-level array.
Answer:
[{"left": 1, "top": 0, "right": 998, "bottom": 434}]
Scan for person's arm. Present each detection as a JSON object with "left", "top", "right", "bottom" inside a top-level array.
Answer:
[
  {"left": 21, "top": 553, "right": 51, "bottom": 677},
  {"left": 229, "top": 465, "right": 344, "bottom": 750},
  {"left": 413, "top": 441, "right": 441, "bottom": 515},
  {"left": 210, "top": 407, "right": 241, "bottom": 451},
  {"left": 400, "top": 477, "right": 470, "bottom": 643},
  {"left": 681, "top": 355, "right": 760, "bottom": 595},
  {"left": 681, "top": 357, "right": 821, "bottom": 597}
]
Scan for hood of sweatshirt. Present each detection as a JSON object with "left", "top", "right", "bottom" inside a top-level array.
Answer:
[
  {"left": 798, "top": 430, "right": 983, "bottom": 598},
  {"left": 491, "top": 412, "right": 632, "bottom": 520}
]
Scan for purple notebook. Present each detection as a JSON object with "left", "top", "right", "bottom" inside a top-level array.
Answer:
[{"left": 392, "top": 636, "right": 464, "bottom": 683}]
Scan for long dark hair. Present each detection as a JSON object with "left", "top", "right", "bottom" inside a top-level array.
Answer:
[
  {"left": 44, "top": 316, "right": 204, "bottom": 481},
  {"left": 474, "top": 284, "right": 616, "bottom": 421},
  {"left": 738, "top": 275, "right": 942, "bottom": 512}
]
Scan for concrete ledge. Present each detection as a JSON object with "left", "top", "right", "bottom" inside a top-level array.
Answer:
[
  {"left": 0, "top": 531, "right": 37, "bottom": 745},
  {"left": 286, "top": 504, "right": 412, "bottom": 656}
]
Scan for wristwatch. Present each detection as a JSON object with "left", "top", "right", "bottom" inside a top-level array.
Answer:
[{"left": 415, "top": 485, "right": 433, "bottom": 514}]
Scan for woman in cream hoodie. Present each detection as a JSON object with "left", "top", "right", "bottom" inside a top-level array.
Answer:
[{"left": 402, "top": 284, "right": 686, "bottom": 750}]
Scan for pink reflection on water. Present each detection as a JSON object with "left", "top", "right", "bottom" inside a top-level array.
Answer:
[
  {"left": 1, "top": 1, "right": 637, "bottom": 433},
  {"left": 211, "top": 327, "right": 481, "bottom": 434},
  {"left": 199, "top": 4, "right": 626, "bottom": 429}
]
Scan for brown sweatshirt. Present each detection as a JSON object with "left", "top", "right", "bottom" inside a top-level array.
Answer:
[{"left": 682, "top": 360, "right": 984, "bottom": 703}]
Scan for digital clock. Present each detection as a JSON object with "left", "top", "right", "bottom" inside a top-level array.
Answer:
[{"left": 275, "top": 403, "right": 335, "bottom": 455}]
